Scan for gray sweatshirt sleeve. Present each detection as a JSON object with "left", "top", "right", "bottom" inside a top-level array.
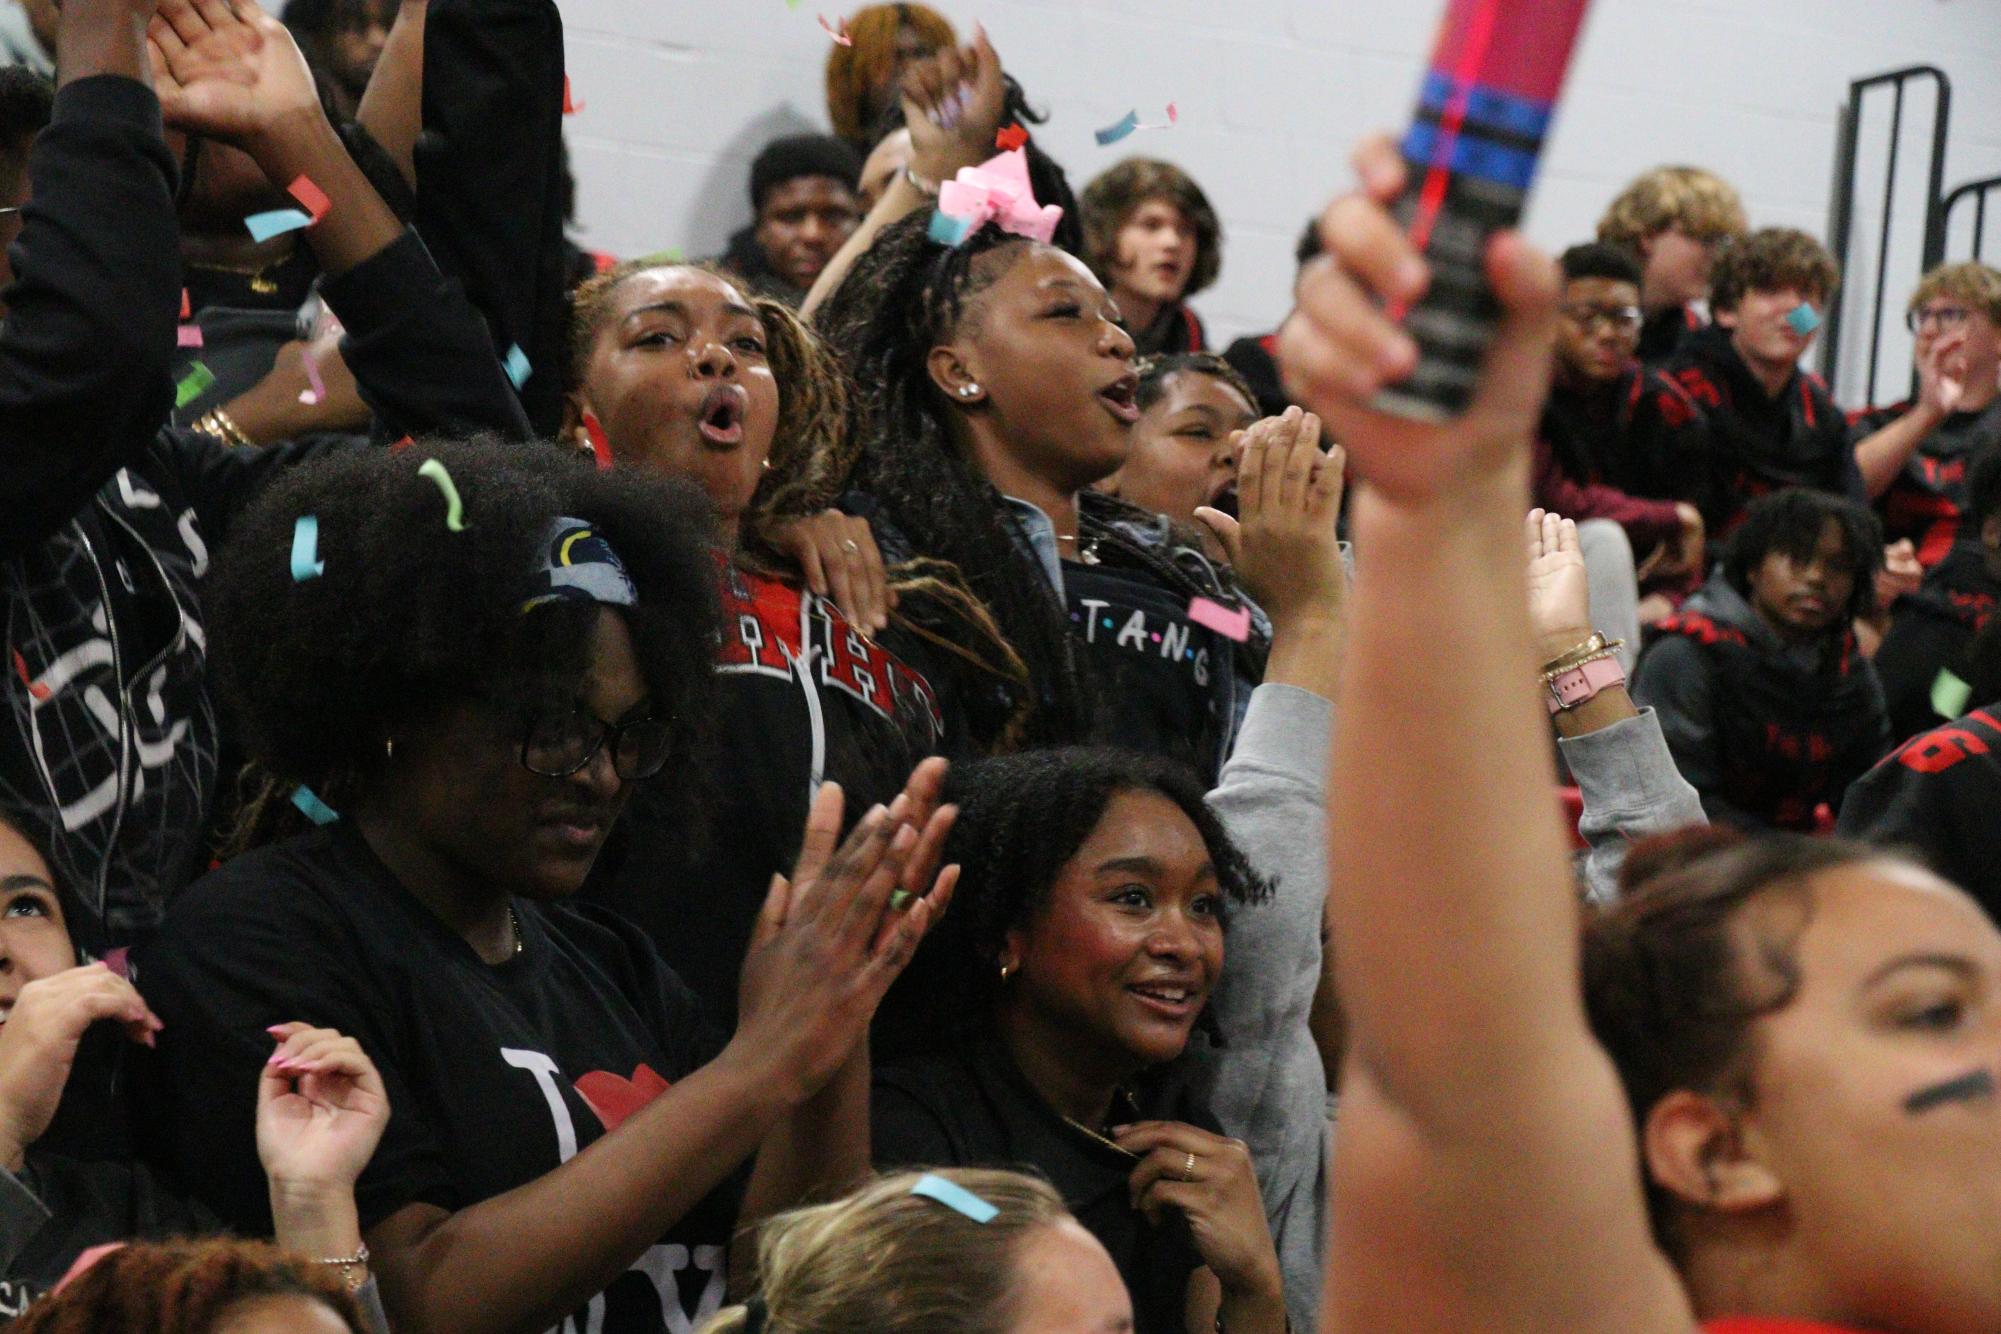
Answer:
[
  {"left": 1202, "top": 682, "right": 1333, "bottom": 1333},
  {"left": 1559, "top": 706, "right": 1708, "bottom": 903},
  {"left": 0, "top": 1168, "right": 51, "bottom": 1275}
]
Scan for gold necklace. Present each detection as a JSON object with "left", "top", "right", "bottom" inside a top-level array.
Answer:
[
  {"left": 507, "top": 905, "right": 524, "bottom": 957},
  {"left": 1057, "top": 1089, "right": 1142, "bottom": 1158}
]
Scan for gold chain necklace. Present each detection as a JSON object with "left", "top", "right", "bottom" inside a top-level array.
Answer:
[{"left": 1057, "top": 1088, "right": 1142, "bottom": 1158}]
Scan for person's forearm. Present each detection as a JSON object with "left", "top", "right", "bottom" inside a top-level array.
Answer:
[
  {"left": 373, "top": 1050, "right": 788, "bottom": 1334},
  {"left": 1549, "top": 683, "right": 1638, "bottom": 738},
  {"left": 271, "top": 1180, "right": 368, "bottom": 1290},
  {"left": 1261, "top": 614, "right": 1343, "bottom": 702},
  {"left": 355, "top": 0, "right": 426, "bottom": 187},
  {"left": 1216, "top": 1280, "right": 1289, "bottom": 1334},
  {"left": 729, "top": 1046, "right": 871, "bottom": 1293},
  {"left": 1332, "top": 465, "right": 1584, "bottom": 1123},
  {"left": 243, "top": 108, "right": 404, "bottom": 279},
  {"left": 55, "top": 0, "right": 151, "bottom": 87},
  {"left": 1855, "top": 405, "right": 1941, "bottom": 498}
]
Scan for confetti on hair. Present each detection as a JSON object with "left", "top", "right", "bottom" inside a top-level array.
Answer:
[
  {"left": 175, "top": 362, "right": 215, "bottom": 408},
  {"left": 1904, "top": 1068, "right": 1995, "bottom": 1114},
  {"left": 927, "top": 210, "right": 974, "bottom": 246},
  {"left": 1785, "top": 302, "right": 1822, "bottom": 335},
  {"left": 909, "top": 1173, "right": 998, "bottom": 1222},
  {"left": 177, "top": 324, "right": 204, "bottom": 349},
  {"left": 504, "top": 344, "right": 533, "bottom": 389},
  {"left": 298, "top": 346, "right": 327, "bottom": 406},
  {"left": 1187, "top": 595, "right": 1250, "bottom": 642},
  {"left": 1093, "top": 103, "right": 1177, "bottom": 146},
  {"left": 12, "top": 648, "right": 50, "bottom": 702},
  {"left": 995, "top": 122, "right": 1028, "bottom": 152},
  {"left": 290, "top": 514, "right": 326, "bottom": 582},
  {"left": 817, "top": 13, "right": 853, "bottom": 44},
  {"left": 389, "top": 435, "right": 415, "bottom": 453},
  {"left": 563, "top": 75, "right": 584, "bottom": 115},
  {"left": 418, "top": 457, "right": 468, "bottom": 532},
  {"left": 1932, "top": 666, "right": 1973, "bottom": 720},
  {"left": 290, "top": 785, "right": 340, "bottom": 826},
  {"left": 287, "top": 174, "right": 331, "bottom": 223}
]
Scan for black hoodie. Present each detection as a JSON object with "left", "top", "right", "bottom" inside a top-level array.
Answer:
[
  {"left": 1873, "top": 540, "right": 2001, "bottom": 744},
  {"left": 1665, "top": 324, "right": 1862, "bottom": 544}
]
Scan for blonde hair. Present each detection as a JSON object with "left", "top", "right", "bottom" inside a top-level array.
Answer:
[
  {"left": 697, "top": 1169, "right": 1072, "bottom": 1334},
  {"left": 1909, "top": 260, "right": 2001, "bottom": 325},
  {"left": 1596, "top": 166, "right": 1748, "bottom": 249}
]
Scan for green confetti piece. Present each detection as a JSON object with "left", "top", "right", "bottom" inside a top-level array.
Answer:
[
  {"left": 417, "top": 457, "right": 468, "bottom": 532},
  {"left": 175, "top": 362, "right": 216, "bottom": 408},
  {"left": 635, "top": 248, "right": 686, "bottom": 266},
  {"left": 1932, "top": 667, "right": 1973, "bottom": 720}
]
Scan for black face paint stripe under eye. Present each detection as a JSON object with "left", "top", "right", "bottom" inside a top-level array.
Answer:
[{"left": 1904, "top": 1068, "right": 1997, "bottom": 1114}]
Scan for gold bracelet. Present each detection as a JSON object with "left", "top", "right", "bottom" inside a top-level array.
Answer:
[
  {"left": 1541, "top": 633, "right": 1624, "bottom": 677},
  {"left": 316, "top": 1240, "right": 370, "bottom": 1292},
  {"left": 192, "top": 407, "right": 254, "bottom": 449},
  {"left": 1540, "top": 645, "right": 1622, "bottom": 684}
]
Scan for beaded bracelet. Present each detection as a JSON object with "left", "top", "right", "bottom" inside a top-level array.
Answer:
[{"left": 317, "top": 1241, "right": 370, "bottom": 1292}]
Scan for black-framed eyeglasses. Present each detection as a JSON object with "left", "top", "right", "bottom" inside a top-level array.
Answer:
[
  {"left": 520, "top": 707, "right": 672, "bottom": 781},
  {"left": 1908, "top": 304, "right": 1975, "bottom": 334},
  {"left": 1560, "top": 302, "right": 1642, "bottom": 333}
]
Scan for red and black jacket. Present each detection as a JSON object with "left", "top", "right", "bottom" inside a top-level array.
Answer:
[
  {"left": 1840, "top": 704, "right": 2001, "bottom": 920},
  {"left": 1665, "top": 325, "right": 1862, "bottom": 547},
  {"left": 1847, "top": 397, "right": 2001, "bottom": 567}
]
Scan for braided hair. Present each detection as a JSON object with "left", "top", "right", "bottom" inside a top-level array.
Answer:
[{"left": 821, "top": 214, "right": 1263, "bottom": 752}]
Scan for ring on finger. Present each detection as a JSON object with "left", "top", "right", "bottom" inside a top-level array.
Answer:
[
  {"left": 1181, "top": 1151, "right": 1197, "bottom": 1183},
  {"left": 841, "top": 538, "right": 861, "bottom": 553}
]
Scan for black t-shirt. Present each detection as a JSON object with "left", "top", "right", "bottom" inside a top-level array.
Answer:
[
  {"left": 136, "top": 824, "right": 742, "bottom": 1334},
  {"left": 1840, "top": 704, "right": 2001, "bottom": 920},
  {"left": 1064, "top": 559, "right": 1230, "bottom": 779},
  {"left": 588, "top": 566, "right": 944, "bottom": 1027},
  {"left": 874, "top": 1037, "right": 1214, "bottom": 1334}
]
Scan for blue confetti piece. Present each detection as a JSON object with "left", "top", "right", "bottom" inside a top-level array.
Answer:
[
  {"left": 1094, "top": 109, "right": 1140, "bottom": 146},
  {"left": 244, "top": 208, "right": 314, "bottom": 243},
  {"left": 927, "top": 210, "right": 974, "bottom": 246},
  {"left": 290, "top": 515, "right": 325, "bottom": 582},
  {"left": 291, "top": 785, "right": 340, "bottom": 825},
  {"left": 909, "top": 1173, "right": 998, "bottom": 1223},
  {"left": 1785, "top": 303, "right": 1822, "bottom": 335},
  {"left": 503, "top": 344, "right": 532, "bottom": 389}
]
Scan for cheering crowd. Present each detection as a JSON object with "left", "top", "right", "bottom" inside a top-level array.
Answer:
[{"left": 1, "top": 0, "right": 2000, "bottom": 1331}]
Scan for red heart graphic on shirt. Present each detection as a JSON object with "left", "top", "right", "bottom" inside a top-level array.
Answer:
[{"left": 574, "top": 1064, "right": 671, "bottom": 1131}]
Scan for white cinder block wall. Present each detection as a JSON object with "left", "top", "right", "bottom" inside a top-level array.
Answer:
[{"left": 560, "top": 0, "right": 2001, "bottom": 407}]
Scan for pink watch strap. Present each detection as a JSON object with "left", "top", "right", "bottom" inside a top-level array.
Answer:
[{"left": 1546, "top": 655, "right": 1625, "bottom": 714}]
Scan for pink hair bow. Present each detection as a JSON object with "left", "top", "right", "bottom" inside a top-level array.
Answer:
[{"left": 929, "top": 147, "right": 1063, "bottom": 246}]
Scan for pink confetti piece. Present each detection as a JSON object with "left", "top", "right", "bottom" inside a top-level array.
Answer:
[
  {"left": 287, "top": 173, "right": 330, "bottom": 223},
  {"left": 12, "top": 648, "right": 50, "bottom": 702},
  {"left": 818, "top": 13, "right": 853, "bottom": 44},
  {"left": 177, "top": 324, "right": 204, "bottom": 349},
  {"left": 563, "top": 75, "right": 584, "bottom": 115},
  {"left": 298, "top": 347, "right": 327, "bottom": 406},
  {"left": 1187, "top": 596, "right": 1250, "bottom": 642},
  {"left": 934, "top": 148, "right": 1064, "bottom": 245},
  {"left": 101, "top": 947, "right": 131, "bottom": 978}
]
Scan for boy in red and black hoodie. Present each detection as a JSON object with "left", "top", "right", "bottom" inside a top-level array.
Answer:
[
  {"left": 1536, "top": 242, "right": 1711, "bottom": 613},
  {"left": 1847, "top": 261, "right": 2001, "bottom": 568},
  {"left": 1633, "top": 487, "right": 1889, "bottom": 831},
  {"left": 1666, "top": 227, "right": 1861, "bottom": 552}
]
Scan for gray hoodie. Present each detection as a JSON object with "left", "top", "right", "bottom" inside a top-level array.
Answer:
[{"left": 1197, "top": 682, "right": 1703, "bottom": 1328}]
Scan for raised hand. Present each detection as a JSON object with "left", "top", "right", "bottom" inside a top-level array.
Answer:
[
  {"left": 1277, "top": 135, "right": 1559, "bottom": 507},
  {"left": 0, "top": 964, "right": 161, "bottom": 1172},
  {"left": 255, "top": 1022, "right": 390, "bottom": 1195},
  {"left": 1918, "top": 326, "right": 1969, "bottom": 419},
  {"left": 1195, "top": 406, "right": 1346, "bottom": 632},
  {"left": 901, "top": 23, "right": 1008, "bottom": 182},
  {"left": 1525, "top": 509, "right": 1592, "bottom": 664},
  {"left": 147, "top": 0, "right": 320, "bottom": 148},
  {"left": 732, "top": 761, "right": 958, "bottom": 1102}
]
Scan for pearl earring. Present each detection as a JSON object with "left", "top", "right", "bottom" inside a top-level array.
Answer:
[{"left": 959, "top": 384, "right": 979, "bottom": 398}]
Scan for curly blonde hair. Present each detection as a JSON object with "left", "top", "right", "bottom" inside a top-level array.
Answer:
[
  {"left": 1596, "top": 166, "right": 1748, "bottom": 249},
  {"left": 698, "top": 1169, "right": 1074, "bottom": 1334},
  {"left": 1909, "top": 260, "right": 2001, "bottom": 326}
]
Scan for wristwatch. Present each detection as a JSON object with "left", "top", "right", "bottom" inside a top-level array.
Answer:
[{"left": 1545, "top": 655, "right": 1625, "bottom": 714}]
